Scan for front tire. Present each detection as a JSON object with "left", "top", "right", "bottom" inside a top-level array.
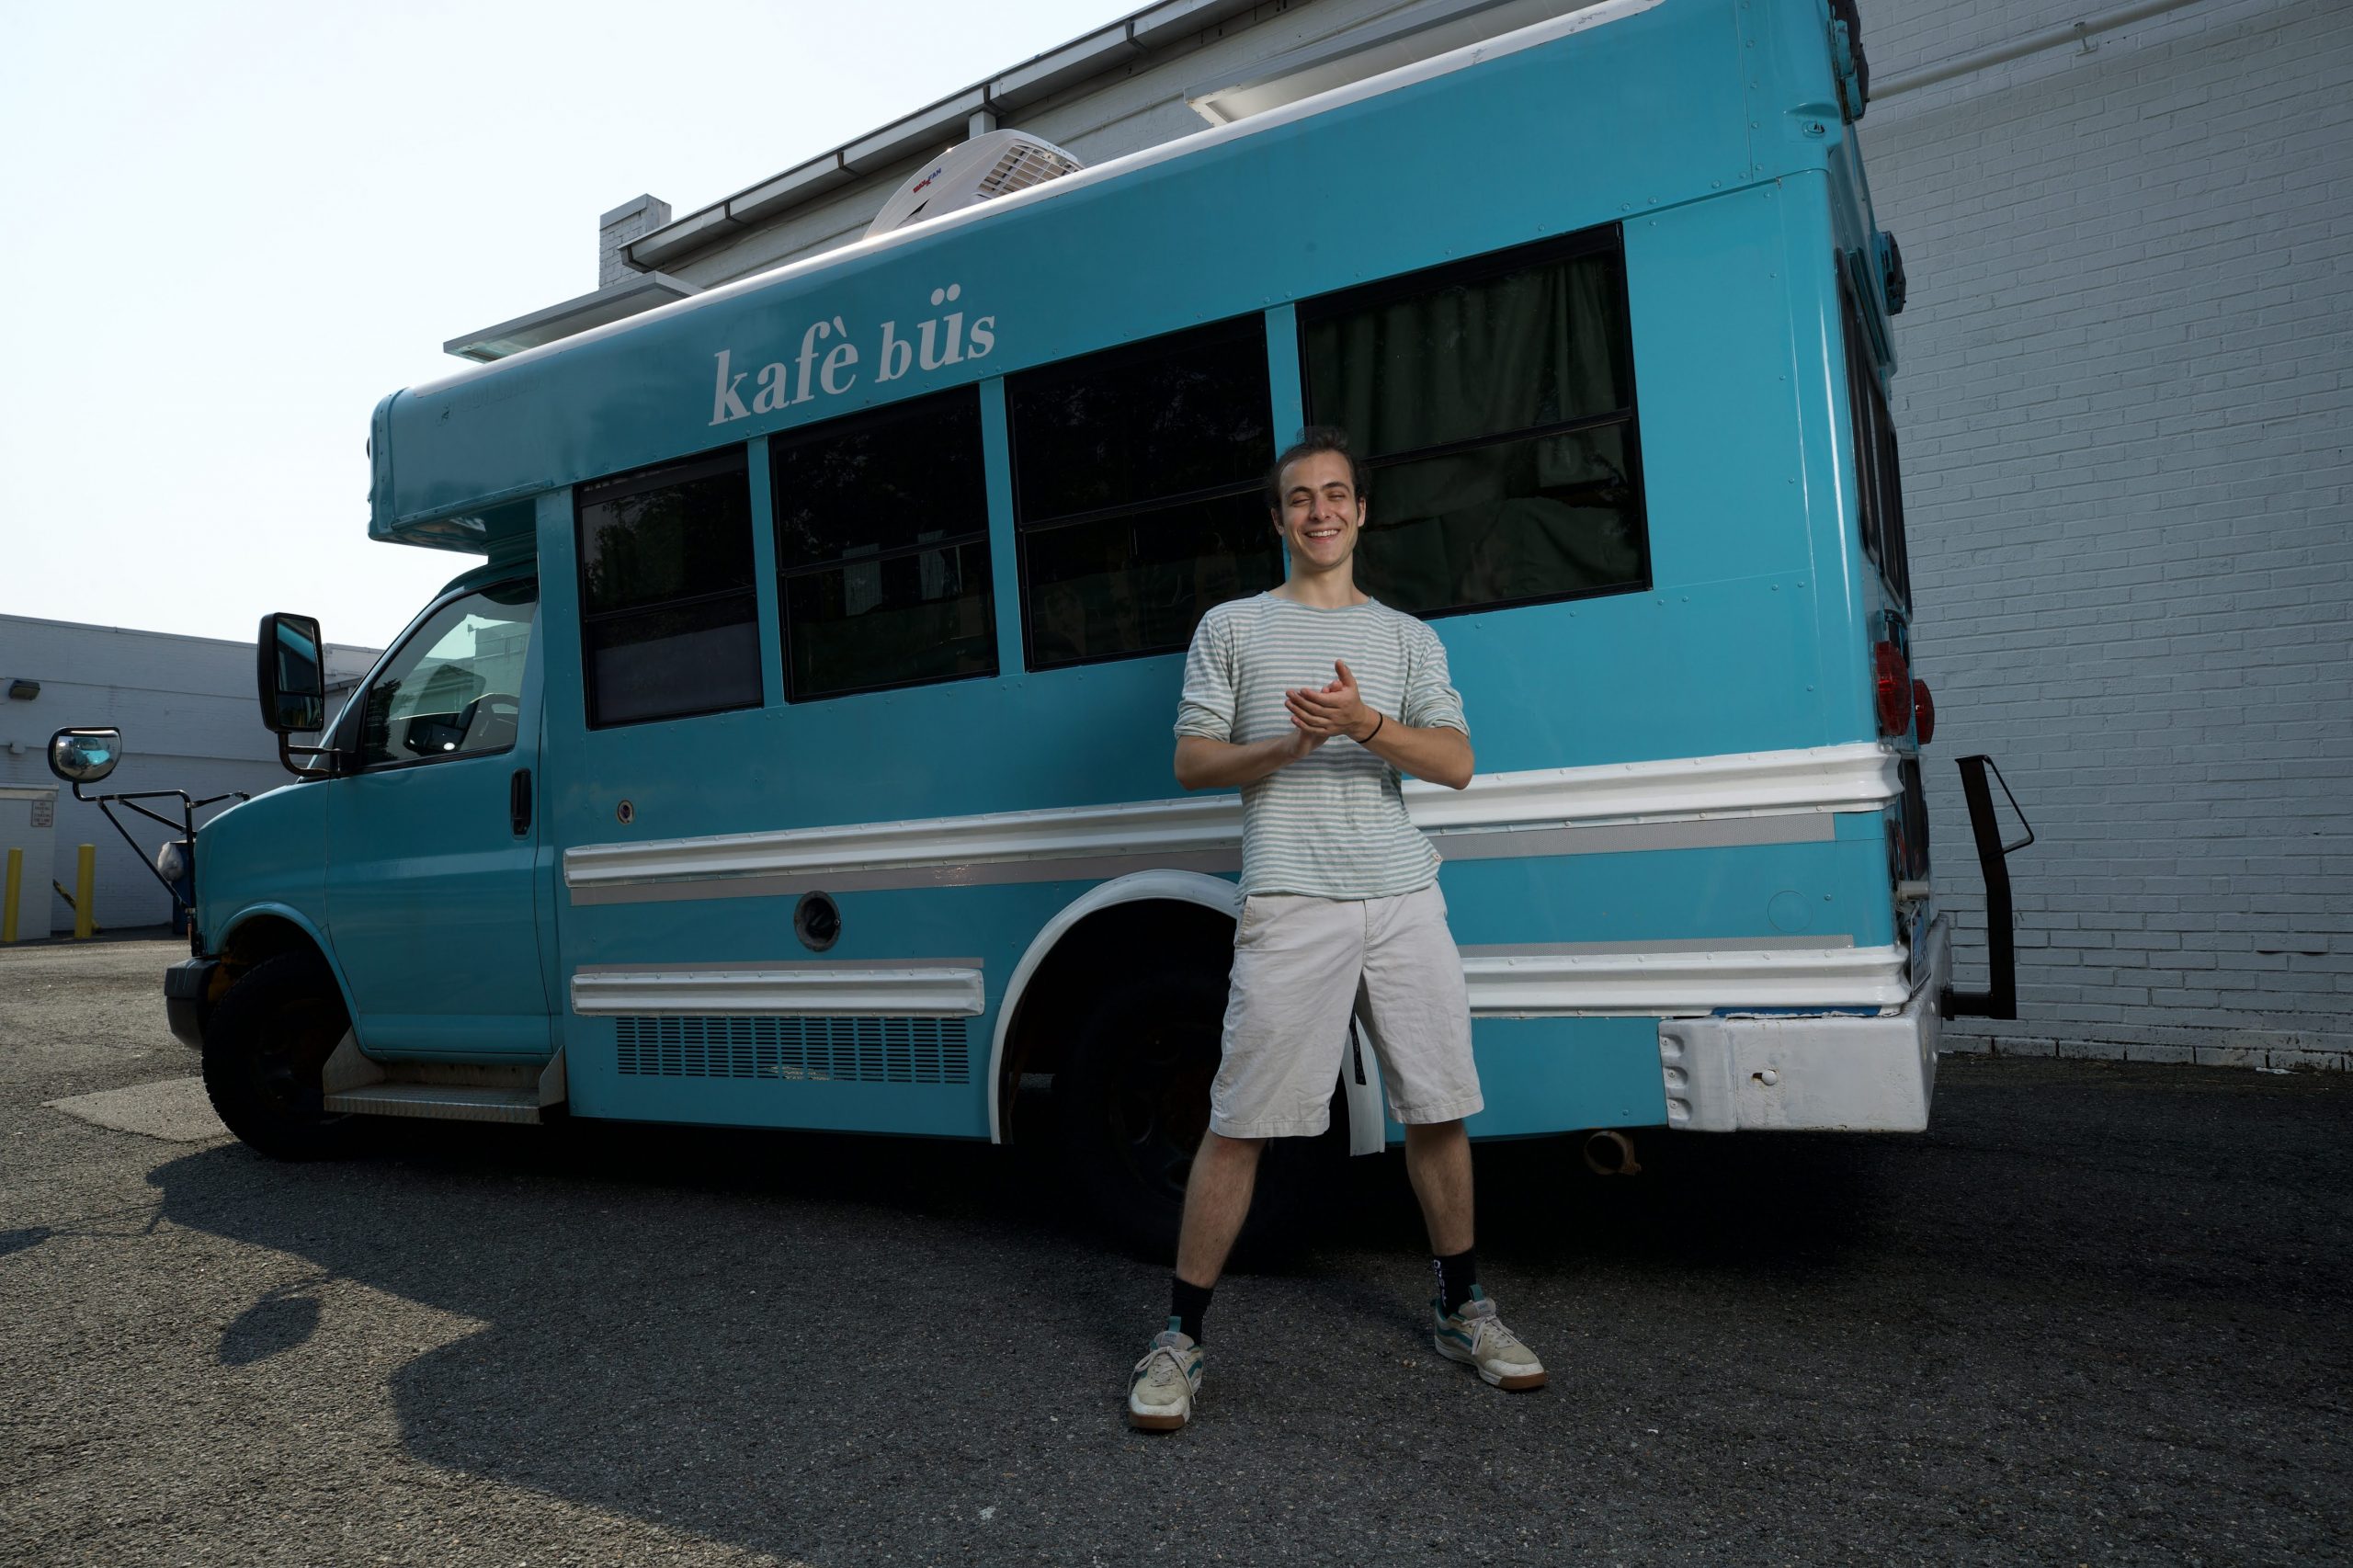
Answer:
[{"left": 200, "top": 950, "right": 363, "bottom": 1160}]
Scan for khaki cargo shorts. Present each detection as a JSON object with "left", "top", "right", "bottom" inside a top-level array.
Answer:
[{"left": 1208, "top": 883, "right": 1482, "bottom": 1139}]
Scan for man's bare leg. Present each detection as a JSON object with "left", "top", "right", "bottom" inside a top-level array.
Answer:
[
  {"left": 1405, "top": 1117, "right": 1540, "bottom": 1386},
  {"left": 1404, "top": 1119, "right": 1474, "bottom": 1256},
  {"left": 1175, "top": 1130, "right": 1266, "bottom": 1288},
  {"left": 1131, "top": 1135, "right": 1259, "bottom": 1430}
]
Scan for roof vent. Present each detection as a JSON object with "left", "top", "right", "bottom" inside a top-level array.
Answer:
[{"left": 863, "top": 130, "right": 1086, "bottom": 238}]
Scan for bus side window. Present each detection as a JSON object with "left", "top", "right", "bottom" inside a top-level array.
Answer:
[
  {"left": 1839, "top": 274, "right": 1913, "bottom": 609},
  {"left": 1006, "top": 316, "right": 1280, "bottom": 668},
  {"left": 575, "top": 448, "right": 763, "bottom": 728},
  {"left": 1300, "top": 229, "right": 1649, "bottom": 619},
  {"left": 768, "top": 387, "right": 995, "bottom": 702}
]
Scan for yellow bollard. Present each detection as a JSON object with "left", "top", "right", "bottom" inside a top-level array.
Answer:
[
  {"left": 2, "top": 846, "right": 19, "bottom": 943},
  {"left": 74, "top": 844, "right": 96, "bottom": 940}
]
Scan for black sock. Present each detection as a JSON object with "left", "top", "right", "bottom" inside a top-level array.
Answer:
[
  {"left": 1170, "top": 1276, "right": 1214, "bottom": 1345},
  {"left": 1433, "top": 1247, "right": 1479, "bottom": 1316}
]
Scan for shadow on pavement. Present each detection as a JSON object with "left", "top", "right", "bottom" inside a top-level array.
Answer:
[{"left": 140, "top": 1059, "right": 2351, "bottom": 1563}]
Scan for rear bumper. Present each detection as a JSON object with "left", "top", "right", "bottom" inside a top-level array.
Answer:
[
  {"left": 163, "top": 959, "right": 217, "bottom": 1052},
  {"left": 1656, "top": 914, "right": 1950, "bottom": 1132}
]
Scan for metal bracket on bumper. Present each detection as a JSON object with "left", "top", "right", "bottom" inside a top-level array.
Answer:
[
  {"left": 1657, "top": 915, "right": 1951, "bottom": 1133},
  {"left": 163, "top": 958, "right": 218, "bottom": 1051}
]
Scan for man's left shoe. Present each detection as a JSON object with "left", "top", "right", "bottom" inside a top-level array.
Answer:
[{"left": 1433, "top": 1287, "right": 1547, "bottom": 1390}]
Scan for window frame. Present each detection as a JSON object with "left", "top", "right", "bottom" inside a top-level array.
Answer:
[
  {"left": 339, "top": 575, "right": 538, "bottom": 776},
  {"left": 1295, "top": 223, "right": 1654, "bottom": 621},
  {"left": 1838, "top": 263, "right": 1913, "bottom": 611},
  {"left": 574, "top": 443, "right": 764, "bottom": 732},
  {"left": 766, "top": 385, "right": 998, "bottom": 705},
  {"left": 1005, "top": 313, "right": 1282, "bottom": 673}
]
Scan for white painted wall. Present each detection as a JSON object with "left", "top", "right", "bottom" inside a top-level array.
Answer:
[
  {"left": 0, "top": 617, "right": 377, "bottom": 935},
  {"left": 1862, "top": 0, "right": 2353, "bottom": 1065}
]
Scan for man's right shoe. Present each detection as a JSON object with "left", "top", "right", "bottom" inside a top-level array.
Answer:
[{"left": 1127, "top": 1321, "right": 1204, "bottom": 1430}]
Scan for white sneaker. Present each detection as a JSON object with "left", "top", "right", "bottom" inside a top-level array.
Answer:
[
  {"left": 1127, "top": 1322, "right": 1204, "bottom": 1430},
  {"left": 1433, "top": 1288, "right": 1547, "bottom": 1390}
]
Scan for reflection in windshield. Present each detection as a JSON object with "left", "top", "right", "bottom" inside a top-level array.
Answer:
[{"left": 354, "top": 588, "right": 538, "bottom": 767}]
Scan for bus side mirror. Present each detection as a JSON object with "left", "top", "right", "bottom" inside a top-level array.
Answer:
[
  {"left": 256, "top": 612, "right": 327, "bottom": 734},
  {"left": 49, "top": 727, "right": 122, "bottom": 785}
]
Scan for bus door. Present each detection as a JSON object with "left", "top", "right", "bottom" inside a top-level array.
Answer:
[{"left": 324, "top": 578, "right": 554, "bottom": 1059}]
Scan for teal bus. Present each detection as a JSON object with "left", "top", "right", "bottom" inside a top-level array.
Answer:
[{"left": 53, "top": 0, "right": 2025, "bottom": 1246}]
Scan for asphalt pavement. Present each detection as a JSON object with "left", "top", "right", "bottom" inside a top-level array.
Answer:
[{"left": 3, "top": 937, "right": 2347, "bottom": 1566}]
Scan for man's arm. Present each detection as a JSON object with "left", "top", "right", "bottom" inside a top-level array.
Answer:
[
  {"left": 1285, "top": 660, "right": 1474, "bottom": 790},
  {"left": 1174, "top": 730, "right": 1322, "bottom": 790}
]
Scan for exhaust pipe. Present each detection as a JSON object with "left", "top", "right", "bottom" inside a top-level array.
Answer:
[{"left": 1582, "top": 1130, "right": 1641, "bottom": 1176}]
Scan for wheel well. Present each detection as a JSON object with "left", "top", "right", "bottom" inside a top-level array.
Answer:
[
  {"left": 216, "top": 915, "right": 329, "bottom": 994},
  {"left": 998, "top": 899, "right": 1233, "bottom": 1146}
]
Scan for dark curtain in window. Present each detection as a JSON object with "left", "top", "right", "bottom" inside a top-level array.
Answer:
[{"left": 1305, "top": 246, "right": 1645, "bottom": 617}]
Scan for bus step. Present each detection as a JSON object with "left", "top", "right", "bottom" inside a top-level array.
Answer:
[
  {"left": 323, "top": 1082, "right": 546, "bottom": 1124},
  {"left": 320, "top": 1036, "right": 568, "bottom": 1125}
]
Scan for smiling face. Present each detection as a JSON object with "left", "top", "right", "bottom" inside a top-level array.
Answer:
[{"left": 1272, "top": 449, "right": 1366, "bottom": 577}]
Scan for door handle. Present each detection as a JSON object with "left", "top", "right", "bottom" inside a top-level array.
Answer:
[{"left": 510, "top": 768, "right": 532, "bottom": 836}]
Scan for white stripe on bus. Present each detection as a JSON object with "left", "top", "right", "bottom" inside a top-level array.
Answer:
[
  {"left": 562, "top": 742, "right": 1902, "bottom": 903},
  {"left": 569, "top": 965, "right": 985, "bottom": 1017}
]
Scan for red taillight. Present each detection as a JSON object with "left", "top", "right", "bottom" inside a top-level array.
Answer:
[
  {"left": 1912, "top": 678, "right": 1936, "bottom": 744},
  {"left": 1874, "top": 642, "right": 1914, "bottom": 736}
]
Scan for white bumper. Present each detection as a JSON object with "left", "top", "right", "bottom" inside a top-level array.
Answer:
[{"left": 1655, "top": 915, "right": 1950, "bottom": 1133}]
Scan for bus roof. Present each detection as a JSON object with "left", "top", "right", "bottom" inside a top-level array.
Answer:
[{"left": 372, "top": 0, "right": 1847, "bottom": 551}]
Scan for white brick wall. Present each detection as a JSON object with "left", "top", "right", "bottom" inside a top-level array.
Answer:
[{"left": 1861, "top": 0, "right": 2353, "bottom": 1066}]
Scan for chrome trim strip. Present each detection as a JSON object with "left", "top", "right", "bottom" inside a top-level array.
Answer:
[
  {"left": 1457, "top": 935, "right": 1853, "bottom": 958},
  {"left": 569, "top": 965, "right": 986, "bottom": 1017},
  {"left": 566, "top": 815, "right": 1837, "bottom": 908},
  {"left": 564, "top": 743, "right": 1896, "bottom": 903},
  {"left": 1463, "top": 942, "right": 1912, "bottom": 1018}
]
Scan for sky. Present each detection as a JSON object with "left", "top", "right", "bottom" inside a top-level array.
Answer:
[{"left": 0, "top": 0, "right": 1125, "bottom": 653}]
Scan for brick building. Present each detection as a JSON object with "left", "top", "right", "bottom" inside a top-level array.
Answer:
[
  {"left": 1863, "top": 0, "right": 2350, "bottom": 1066},
  {"left": 447, "top": 0, "right": 2350, "bottom": 1065}
]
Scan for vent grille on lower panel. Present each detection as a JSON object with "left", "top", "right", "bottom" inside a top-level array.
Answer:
[{"left": 615, "top": 1016, "right": 969, "bottom": 1085}]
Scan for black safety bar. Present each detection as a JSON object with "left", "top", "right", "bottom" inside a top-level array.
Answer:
[
  {"left": 63, "top": 778, "right": 248, "bottom": 919},
  {"left": 1940, "top": 755, "right": 2034, "bottom": 1020}
]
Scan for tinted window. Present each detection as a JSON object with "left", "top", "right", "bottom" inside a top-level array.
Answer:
[
  {"left": 769, "top": 389, "right": 995, "bottom": 701},
  {"left": 357, "top": 581, "right": 537, "bottom": 768},
  {"left": 576, "top": 449, "right": 762, "bottom": 728},
  {"left": 1301, "top": 230, "right": 1648, "bottom": 619},
  {"left": 1007, "top": 318, "right": 1281, "bottom": 668},
  {"left": 1841, "top": 269, "right": 1913, "bottom": 608}
]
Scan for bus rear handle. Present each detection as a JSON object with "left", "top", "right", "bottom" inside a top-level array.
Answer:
[{"left": 1941, "top": 755, "right": 2033, "bottom": 1021}]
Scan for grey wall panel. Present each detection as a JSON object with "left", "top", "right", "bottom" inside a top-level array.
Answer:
[{"left": 0, "top": 618, "right": 376, "bottom": 935}]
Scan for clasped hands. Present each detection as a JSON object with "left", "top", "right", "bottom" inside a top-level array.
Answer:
[{"left": 1284, "top": 660, "right": 1382, "bottom": 755}]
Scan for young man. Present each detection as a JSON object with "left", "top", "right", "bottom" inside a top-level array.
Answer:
[{"left": 1126, "top": 427, "right": 1546, "bottom": 1432}]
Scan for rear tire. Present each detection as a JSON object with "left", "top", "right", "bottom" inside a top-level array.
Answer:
[
  {"left": 1055, "top": 966, "right": 1342, "bottom": 1260},
  {"left": 201, "top": 950, "right": 364, "bottom": 1160}
]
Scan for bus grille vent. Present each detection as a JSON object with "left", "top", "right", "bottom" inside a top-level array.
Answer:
[{"left": 613, "top": 1016, "right": 970, "bottom": 1085}]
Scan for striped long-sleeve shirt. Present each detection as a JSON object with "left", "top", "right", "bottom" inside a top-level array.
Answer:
[{"left": 1175, "top": 592, "right": 1469, "bottom": 899}]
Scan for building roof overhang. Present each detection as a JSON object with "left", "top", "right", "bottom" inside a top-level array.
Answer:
[
  {"left": 445, "top": 271, "right": 702, "bottom": 365},
  {"left": 618, "top": 0, "right": 1268, "bottom": 277}
]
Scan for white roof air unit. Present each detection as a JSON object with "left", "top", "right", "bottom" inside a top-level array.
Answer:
[{"left": 863, "top": 130, "right": 1086, "bottom": 238}]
